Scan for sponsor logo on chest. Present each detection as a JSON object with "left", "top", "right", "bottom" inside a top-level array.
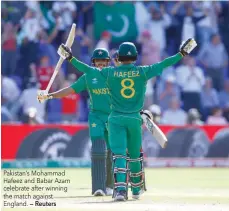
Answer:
[
  {"left": 92, "top": 78, "right": 98, "bottom": 84},
  {"left": 90, "top": 77, "right": 109, "bottom": 95}
]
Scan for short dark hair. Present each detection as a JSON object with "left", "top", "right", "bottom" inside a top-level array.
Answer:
[{"left": 118, "top": 55, "right": 137, "bottom": 62}]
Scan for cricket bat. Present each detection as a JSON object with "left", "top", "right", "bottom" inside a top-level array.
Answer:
[
  {"left": 45, "top": 23, "right": 76, "bottom": 92},
  {"left": 141, "top": 114, "right": 168, "bottom": 148}
]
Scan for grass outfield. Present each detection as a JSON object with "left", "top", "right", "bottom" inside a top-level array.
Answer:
[{"left": 2, "top": 168, "right": 229, "bottom": 211}]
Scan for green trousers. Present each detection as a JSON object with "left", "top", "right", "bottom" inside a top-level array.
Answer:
[
  {"left": 108, "top": 111, "right": 142, "bottom": 194},
  {"left": 88, "top": 111, "right": 110, "bottom": 149}
]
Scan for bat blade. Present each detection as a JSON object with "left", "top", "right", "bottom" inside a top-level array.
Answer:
[
  {"left": 45, "top": 23, "right": 76, "bottom": 92},
  {"left": 65, "top": 23, "right": 76, "bottom": 47},
  {"left": 142, "top": 114, "right": 168, "bottom": 148}
]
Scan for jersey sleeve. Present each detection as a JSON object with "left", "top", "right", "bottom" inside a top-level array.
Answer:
[
  {"left": 70, "top": 57, "right": 93, "bottom": 74},
  {"left": 144, "top": 53, "right": 183, "bottom": 80},
  {"left": 70, "top": 75, "right": 86, "bottom": 93}
]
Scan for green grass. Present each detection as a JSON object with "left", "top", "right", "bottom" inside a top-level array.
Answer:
[{"left": 2, "top": 168, "right": 229, "bottom": 211}]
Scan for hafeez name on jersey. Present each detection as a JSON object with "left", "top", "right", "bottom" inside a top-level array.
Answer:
[{"left": 114, "top": 70, "right": 140, "bottom": 78}]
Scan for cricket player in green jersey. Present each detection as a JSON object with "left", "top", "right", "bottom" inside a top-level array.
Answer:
[
  {"left": 58, "top": 38, "right": 197, "bottom": 201},
  {"left": 37, "top": 48, "right": 113, "bottom": 197}
]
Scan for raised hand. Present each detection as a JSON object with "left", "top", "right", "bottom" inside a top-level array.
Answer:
[
  {"left": 57, "top": 44, "right": 73, "bottom": 61},
  {"left": 179, "top": 38, "right": 197, "bottom": 56}
]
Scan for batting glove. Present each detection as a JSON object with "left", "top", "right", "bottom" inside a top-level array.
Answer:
[
  {"left": 140, "top": 110, "right": 153, "bottom": 120},
  {"left": 57, "top": 44, "right": 73, "bottom": 61},
  {"left": 179, "top": 38, "right": 197, "bottom": 56},
  {"left": 37, "top": 90, "right": 53, "bottom": 103}
]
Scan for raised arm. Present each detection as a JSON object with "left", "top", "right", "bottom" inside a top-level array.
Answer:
[
  {"left": 158, "top": 53, "right": 183, "bottom": 69},
  {"left": 69, "top": 57, "right": 92, "bottom": 74},
  {"left": 57, "top": 44, "right": 92, "bottom": 74},
  {"left": 144, "top": 53, "right": 182, "bottom": 79},
  {"left": 145, "top": 38, "right": 197, "bottom": 79},
  {"left": 37, "top": 75, "right": 86, "bottom": 103},
  {"left": 171, "top": 2, "right": 183, "bottom": 15}
]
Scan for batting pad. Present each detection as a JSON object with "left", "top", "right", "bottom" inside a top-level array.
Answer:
[
  {"left": 106, "top": 149, "right": 113, "bottom": 188},
  {"left": 91, "top": 139, "right": 107, "bottom": 194}
]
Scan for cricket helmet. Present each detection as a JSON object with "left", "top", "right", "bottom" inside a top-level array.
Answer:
[
  {"left": 118, "top": 42, "right": 138, "bottom": 62},
  {"left": 91, "top": 48, "right": 110, "bottom": 63}
]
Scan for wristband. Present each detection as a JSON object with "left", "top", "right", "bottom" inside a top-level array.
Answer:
[
  {"left": 179, "top": 51, "right": 186, "bottom": 57},
  {"left": 67, "top": 55, "right": 73, "bottom": 61}
]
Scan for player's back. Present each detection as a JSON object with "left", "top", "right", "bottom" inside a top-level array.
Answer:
[{"left": 106, "top": 64, "right": 147, "bottom": 113}]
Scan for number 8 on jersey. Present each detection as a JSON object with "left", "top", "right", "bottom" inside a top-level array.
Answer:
[{"left": 121, "top": 78, "right": 135, "bottom": 99}]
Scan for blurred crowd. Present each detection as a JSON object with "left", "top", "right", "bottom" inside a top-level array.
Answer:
[{"left": 1, "top": 1, "right": 229, "bottom": 125}]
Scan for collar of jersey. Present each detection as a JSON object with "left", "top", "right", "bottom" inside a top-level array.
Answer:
[{"left": 119, "top": 63, "right": 135, "bottom": 68}]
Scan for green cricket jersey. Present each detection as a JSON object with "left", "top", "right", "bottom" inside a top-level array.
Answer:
[
  {"left": 69, "top": 53, "right": 182, "bottom": 113},
  {"left": 101, "top": 53, "right": 183, "bottom": 113},
  {"left": 70, "top": 57, "right": 111, "bottom": 114}
]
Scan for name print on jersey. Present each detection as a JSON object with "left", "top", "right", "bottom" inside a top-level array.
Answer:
[
  {"left": 114, "top": 70, "right": 140, "bottom": 78},
  {"left": 92, "top": 88, "right": 110, "bottom": 95}
]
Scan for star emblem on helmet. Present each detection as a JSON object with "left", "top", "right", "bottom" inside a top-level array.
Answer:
[
  {"left": 127, "top": 51, "right": 132, "bottom": 55},
  {"left": 98, "top": 51, "right": 103, "bottom": 55}
]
